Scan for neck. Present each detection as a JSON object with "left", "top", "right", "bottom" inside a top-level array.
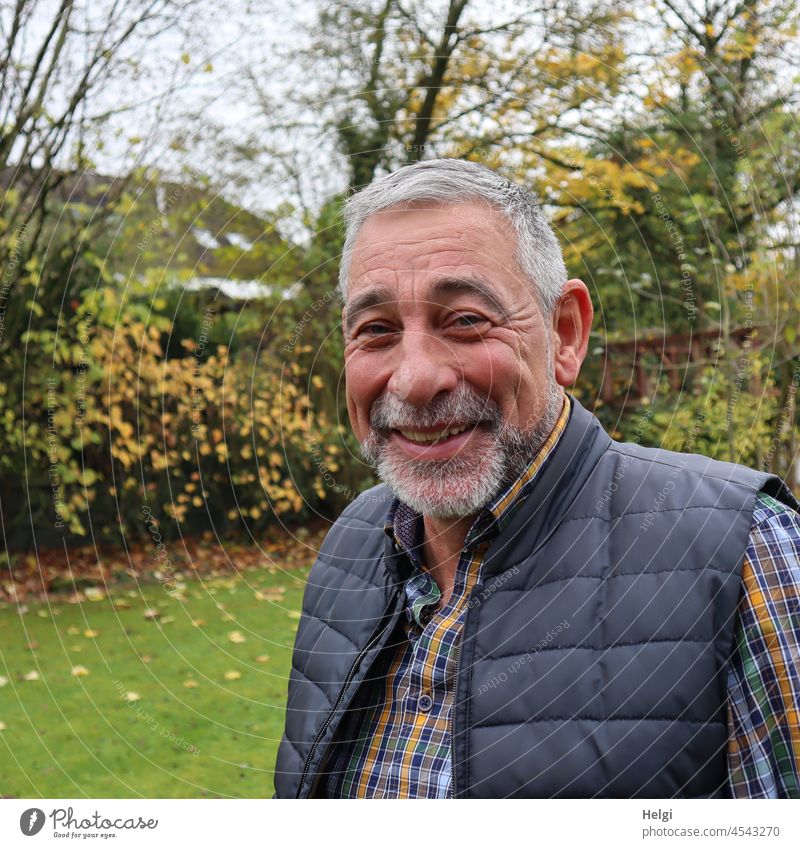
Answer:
[
  {"left": 422, "top": 512, "right": 474, "bottom": 563},
  {"left": 419, "top": 512, "right": 475, "bottom": 606}
]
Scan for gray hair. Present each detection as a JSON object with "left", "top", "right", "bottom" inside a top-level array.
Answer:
[{"left": 338, "top": 158, "right": 568, "bottom": 314}]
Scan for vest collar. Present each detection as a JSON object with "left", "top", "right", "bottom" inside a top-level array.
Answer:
[{"left": 480, "top": 394, "right": 611, "bottom": 579}]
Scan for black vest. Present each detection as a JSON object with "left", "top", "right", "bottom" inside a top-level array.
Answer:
[{"left": 274, "top": 396, "right": 798, "bottom": 798}]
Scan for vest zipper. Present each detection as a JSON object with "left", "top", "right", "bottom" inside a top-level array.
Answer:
[
  {"left": 449, "top": 581, "right": 482, "bottom": 799},
  {"left": 448, "top": 638, "right": 463, "bottom": 799},
  {"left": 296, "top": 592, "right": 400, "bottom": 798}
]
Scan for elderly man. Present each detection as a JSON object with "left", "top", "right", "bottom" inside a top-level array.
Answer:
[{"left": 274, "top": 158, "right": 800, "bottom": 798}]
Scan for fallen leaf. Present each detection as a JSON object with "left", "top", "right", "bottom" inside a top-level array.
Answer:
[
  {"left": 287, "top": 611, "right": 302, "bottom": 620},
  {"left": 0, "top": 676, "right": 8, "bottom": 687},
  {"left": 255, "top": 588, "right": 285, "bottom": 602},
  {"left": 0, "top": 721, "right": 6, "bottom": 731},
  {"left": 83, "top": 629, "right": 100, "bottom": 638},
  {"left": 143, "top": 608, "right": 160, "bottom": 619},
  {"left": 71, "top": 665, "right": 90, "bottom": 677},
  {"left": 84, "top": 587, "right": 106, "bottom": 602},
  {"left": 224, "top": 670, "right": 242, "bottom": 681},
  {"left": 191, "top": 619, "right": 206, "bottom": 628},
  {"left": 183, "top": 679, "right": 199, "bottom": 689},
  {"left": 255, "top": 655, "right": 270, "bottom": 663},
  {"left": 123, "top": 691, "right": 141, "bottom": 702},
  {"left": 227, "top": 630, "right": 246, "bottom": 644},
  {"left": 141, "top": 655, "right": 152, "bottom": 663},
  {"left": 160, "top": 616, "right": 175, "bottom": 625},
  {"left": 22, "top": 670, "right": 40, "bottom": 681},
  {"left": 67, "top": 626, "right": 80, "bottom": 636}
]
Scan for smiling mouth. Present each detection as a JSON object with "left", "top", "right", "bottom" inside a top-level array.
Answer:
[{"left": 391, "top": 422, "right": 478, "bottom": 445}]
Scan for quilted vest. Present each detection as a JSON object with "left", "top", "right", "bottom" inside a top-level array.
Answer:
[{"left": 274, "top": 395, "right": 798, "bottom": 798}]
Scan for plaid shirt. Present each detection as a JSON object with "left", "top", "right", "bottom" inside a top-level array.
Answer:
[
  {"left": 727, "top": 492, "right": 800, "bottom": 797},
  {"left": 322, "top": 401, "right": 800, "bottom": 797}
]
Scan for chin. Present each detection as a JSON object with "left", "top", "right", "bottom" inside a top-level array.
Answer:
[{"left": 374, "top": 448, "right": 506, "bottom": 519}]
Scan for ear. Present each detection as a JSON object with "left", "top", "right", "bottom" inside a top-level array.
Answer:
[{"left": 552, "top": 279, "right": 593, "bottom": 387}]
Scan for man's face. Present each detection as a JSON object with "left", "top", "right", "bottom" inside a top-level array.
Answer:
[{"left": 342, "top": 200, "right": 575, "bottom": 519}]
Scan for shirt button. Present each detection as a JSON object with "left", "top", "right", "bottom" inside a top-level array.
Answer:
[{"left": 418, "top": 693, "right": 433, "bottom": 712}]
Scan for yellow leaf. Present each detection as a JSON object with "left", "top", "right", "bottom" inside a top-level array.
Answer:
[
  {"left": 71, "top": 665, "right": 90, "bottom": 677},
  {"left": 224, "top": 670, "right": 242, "bottom": 681},
  {"left": 255, "top": 655, "right": 270, "bottom": 663},
  {"left": 228, "top": 630, "right": 246, "bottom": 644},
  {"left": 83, "top": 629, "right": 100, "bottom": 638},
  {"left": 23, "top": 670, "right": 40, "bottom": 681},
  {"left": 123, "top": 691, "right": 141, "bottom": 702},
  {"left": 84, "top": 587, "right": 105, "bottom": 602},
  {"left": 183, "top": 679, "right": 199, "bottom": 689}
]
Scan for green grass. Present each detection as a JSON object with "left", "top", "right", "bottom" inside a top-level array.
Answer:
[{"left": 0, "top": 564, "right": 309, "bottom": 797}]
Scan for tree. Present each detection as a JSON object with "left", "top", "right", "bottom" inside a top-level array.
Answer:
[
  {"left": 0, "top": 0, "right": 204, "bottom": 352},
  {"left": 0, "top": 0, "right": 208, "bottom": 550},
  {"left": 241, "top": 0, "right": 630, "bottom": 192}
]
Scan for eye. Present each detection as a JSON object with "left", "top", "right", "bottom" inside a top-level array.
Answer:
[
  {"left": 452, "top": 313, "right": 486, "bottom": 327},
  {"left": 358, "top": 322, "right": 395, "bottom": 336}
]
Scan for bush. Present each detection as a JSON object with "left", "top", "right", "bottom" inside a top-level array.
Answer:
[{"left": 0, "top": 285, "right": 355, "bottom": 551}]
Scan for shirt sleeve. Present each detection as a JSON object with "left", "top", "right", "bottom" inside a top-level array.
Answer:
[{"left": 727, "top": 492, "right": 800, "bottom": 798}]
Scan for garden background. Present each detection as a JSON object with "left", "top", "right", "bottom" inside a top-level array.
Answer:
[{"left": 0, "top": 0, "right": 798, "bottom": 797}]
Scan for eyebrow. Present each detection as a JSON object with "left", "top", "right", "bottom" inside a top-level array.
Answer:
[
  {"left": 343, "top": 276, "right": 510, "bottom": 336},
  {"left": 344, "top": 285, "right": 395, "bottom": 336},
  {"left": 430, "top": 277, "right": 511, "bottom": 321}
]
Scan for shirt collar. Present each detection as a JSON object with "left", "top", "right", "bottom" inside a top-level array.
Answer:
[{"left": 383, "top": 393, "right": 572, "bottom": 561}]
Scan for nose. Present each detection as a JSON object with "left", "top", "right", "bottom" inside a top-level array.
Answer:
[{"left": 386, "top": 329, "right": 460, "bottom": 406}]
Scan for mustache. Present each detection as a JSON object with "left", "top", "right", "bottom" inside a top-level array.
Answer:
[{"left": 368, "top": 384, "right": 502, "bottom": 432}]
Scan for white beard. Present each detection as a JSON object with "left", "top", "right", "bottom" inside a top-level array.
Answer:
[{"left": 360, "top": 379, "right": 565, "bottom": 520}]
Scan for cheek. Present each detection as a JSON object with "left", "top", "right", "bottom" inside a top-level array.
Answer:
[
  {"left": 465, "top": 343, "right": 541, "bottom": 423},
  {"left": 344, "top": 355, "right": 384, "bottom": 437},
  {"left": 463, "top": 345, "right": 519, "bottom": 400}
]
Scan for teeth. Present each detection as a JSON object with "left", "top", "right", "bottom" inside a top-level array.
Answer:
[{"left": 398, "top": 425, "right": 469, "bottom": 443}]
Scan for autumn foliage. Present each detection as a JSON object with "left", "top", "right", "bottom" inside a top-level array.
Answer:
[{"left": 0, "top": 284, "right": 347, "bottom": 552}]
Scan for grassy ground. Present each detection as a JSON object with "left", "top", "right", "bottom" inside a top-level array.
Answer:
[{"left": 0, "top": 564, "right": 309, "bottom": 798}]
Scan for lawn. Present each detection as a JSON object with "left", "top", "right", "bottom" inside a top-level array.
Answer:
[{"left": 0, "top": 562, "right": 310, "bottom": 798}]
